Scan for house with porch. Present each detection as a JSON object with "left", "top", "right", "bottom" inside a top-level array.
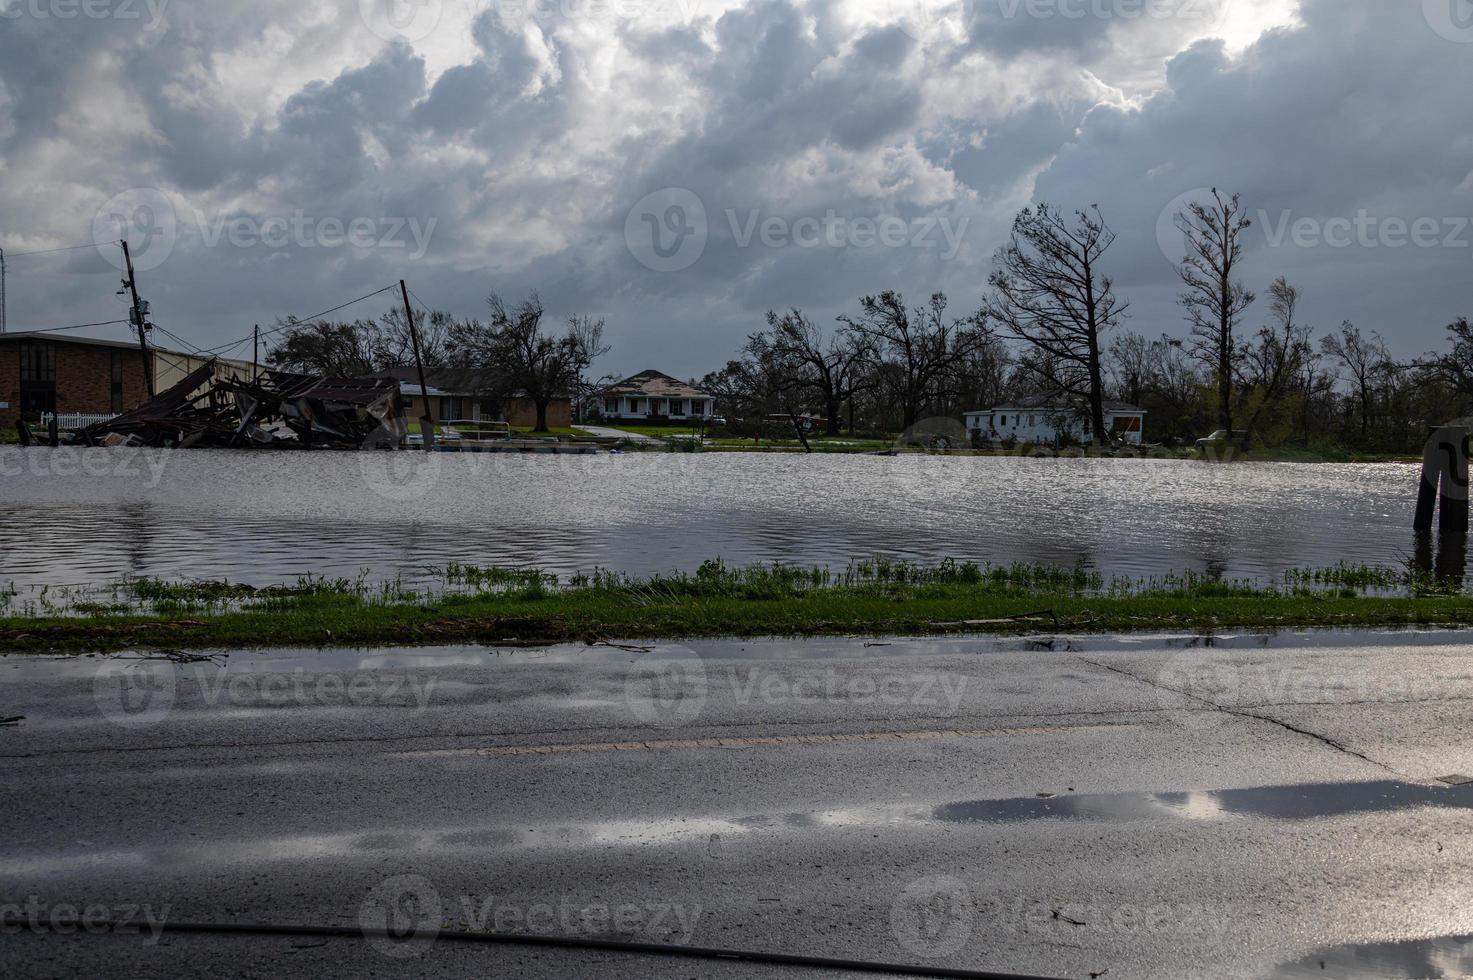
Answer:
[
  {"left": 965, "top": 395, "right": 1146, "bottom": 446},
  {"left": 590, "top": 370, "right": 715, "bottom": 423}
]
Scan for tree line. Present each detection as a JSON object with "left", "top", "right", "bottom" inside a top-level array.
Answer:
[
  {"left": 265, "top": 189, "right": 1473, "bottom": 449},
  {"left": 265, "top": 292, "right": 607, "bottom": 432},
  {"left": 713, "top": 189, "right": 1473, "bottom": 452}
]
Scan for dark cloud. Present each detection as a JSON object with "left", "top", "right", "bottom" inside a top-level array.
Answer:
[{"left": 1, "top": 0, "right": 1467, "bottom": 378}]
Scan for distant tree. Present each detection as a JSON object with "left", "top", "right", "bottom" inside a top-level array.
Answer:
[
  {"left": 748, "top": 310, "right": 875, "bottom": 435},
  {"left": 1236, "top": 277, "right": 1315, "bottom": 450},
  {"left": 449, "top": 292, "right": 609, "bottom": 432},
  {"left": 1320, "top": 320, "right": 1391, "bottom": 441},
  {"left": 266, "top": 309, "right": 452, "bottom": 377},
  {"left": 1176, "top": 189, "right": 1256, "bottom": 436},
  {"left": 266, "top": 319, "right": 376, "bottom": 377},
  {"left": 838, "top": 291, "right": 993, "bottom": 430},
  {"left": 1434, "top": 316, "right": 1473, "bottom": 411},
  {"left": 1106, "top": 332, "right": 1203, "bottom": 441},
  {"left": 985, "top": 203, "right": 1128, "bottom": 444}
]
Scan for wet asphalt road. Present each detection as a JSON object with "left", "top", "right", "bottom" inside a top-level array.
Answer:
[{"left": 5, "top": 631, "right": 1473, "bottom": 979}]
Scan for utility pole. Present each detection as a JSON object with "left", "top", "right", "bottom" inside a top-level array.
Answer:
[
  {"left": 400, "top": 280, "right": 435, "bottom": 450},
  {"left": 119, "top": 240, "right": 155, "bottom": 397},
  {"left": 252, "top": 325, "right": 260, "bottom": 383},
  {"left": 0, "top": 247, "right": 7, "bottom": 334}
]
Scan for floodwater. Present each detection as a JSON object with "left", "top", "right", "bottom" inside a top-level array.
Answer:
[{"left": 0, "top": 446, "right": 1428, "bottom": 590}]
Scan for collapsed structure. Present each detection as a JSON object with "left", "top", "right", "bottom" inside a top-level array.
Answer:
[{"left": 17, "top": 360, "right": 407, "bottom": 450}]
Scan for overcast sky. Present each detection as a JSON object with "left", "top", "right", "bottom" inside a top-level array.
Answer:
[{"left": 1, "top": 0, "right": 1470, "bottom": 379}]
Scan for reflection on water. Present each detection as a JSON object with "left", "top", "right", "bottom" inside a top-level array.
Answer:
[
  {"left": 1274, "top": 934, "right": 1473, "bottom": 979},
  {"left": 0, "top": 448, "right": 1425, "bottom": 589}
]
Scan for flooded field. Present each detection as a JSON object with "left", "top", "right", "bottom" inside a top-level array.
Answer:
[{"left": 0, "top": 446, "right": 1424, "bottom": 591}]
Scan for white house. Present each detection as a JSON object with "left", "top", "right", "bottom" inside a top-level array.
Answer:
[
  {"left": 965, "top": 396, "right": 1146, "bottom": 446},
  {"left": 591, "top": 370, "right": 716, "bottom": 422}
]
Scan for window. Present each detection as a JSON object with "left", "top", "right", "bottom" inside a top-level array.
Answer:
[
  {"left": 110, "top": 352, "right": 124, "bottom": 414},
  {"left": 19, "top": 341, "right": 55, "bottom": 382},
  {"left": 999, "top": 415, "right": 1007, "bottom": 426},
  {"left": 629, "top": 398, "right": 643, "bottom": 414},
  {"left": 1029, "top": 414, "right": 1036, "bottom": 425},
  {"left": 606, "top": 398, "right": 618, "bottom": 414},
  {"left": 670, "top": 399, "right": 685, "bottom": 416},
  {"left": 18, "top": 341, "right": 57, "bottom": 417}
]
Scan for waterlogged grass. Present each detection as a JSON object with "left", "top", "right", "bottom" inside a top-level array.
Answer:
[{"left": 3, "top": 558, "right": 1473, "bottom": 653}]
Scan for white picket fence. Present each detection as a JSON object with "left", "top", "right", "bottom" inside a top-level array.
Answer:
[{"left": 40, "top": 412, "right": 118, "bottom": 430}]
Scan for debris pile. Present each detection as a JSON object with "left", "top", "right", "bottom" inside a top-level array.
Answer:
[{"left": 66, "top": 360, "right": 406, "bottom": 450}]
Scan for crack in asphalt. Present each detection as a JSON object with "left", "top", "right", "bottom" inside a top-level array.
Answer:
[{"left": 1073, "top": 656, "right": 1403, "bottom": 777}]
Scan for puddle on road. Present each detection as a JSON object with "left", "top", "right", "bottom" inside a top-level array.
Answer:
[
  {"left": 932, "top": 780, "right": 1473, "bottom": 825},
  {"left": 1273, "top": 933, "right": 1473, "bottom": 978}
]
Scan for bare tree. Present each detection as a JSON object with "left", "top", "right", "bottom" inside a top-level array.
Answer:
[
  {"left": 985, "top": 204, "right": 1128, "bottom": 443},
  {"left": 1176, "top": 189, "right": 1256, "bottom": 435},
  {"left": 837, "top": 291, "right": 992, "bottom": 430},
  {"left": 1434, "top": 316, "right": 1473, "bottom": 410},
  {"left": 1320, "top": 320, "right": 1391, "bottom": 441},
  {"left": 450, "top": 292, "right": 610, "bottom": 432},
  {"left": 1236, "top": 277, "right": 1315, "bottom": 450},
  {"left": 749, "top": 310, "right": 875, "bottom": 435}
]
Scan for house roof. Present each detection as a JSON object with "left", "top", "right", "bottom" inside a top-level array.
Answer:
[
  {"left": 595, "top": 370, "right": 711, "bottom": 400},
  {"left": 364, "top": 366, "right": 567, "bottom": 400},
  {"left": 0, "top": 330, "right": 252, "bottom": 368}
]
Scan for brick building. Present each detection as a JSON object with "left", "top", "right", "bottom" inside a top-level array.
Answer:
[{"left": 0, "top": 331, "right": 252, "bottom": 429}]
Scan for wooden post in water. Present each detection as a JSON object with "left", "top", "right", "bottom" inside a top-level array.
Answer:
[{"left": 1415, "top": 426, "right": 1470, "bottom": 534}]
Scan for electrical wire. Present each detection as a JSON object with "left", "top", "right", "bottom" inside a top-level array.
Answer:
[
  {"left": 11, "top": 318, "right": 131, "bottom": 334},
  {"left": 190, "top": 283, "right": 401, "bottom": 356},
  {"left": 29, "top": 918, "right": 1065, "bottom": 980},
  {"left": 0, "top": 241, "right": 119, "bottom": 259}
]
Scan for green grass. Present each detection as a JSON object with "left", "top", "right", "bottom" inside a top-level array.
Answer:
[{"left": 4, "top": 559, "right": 1473, "bottom": 654}]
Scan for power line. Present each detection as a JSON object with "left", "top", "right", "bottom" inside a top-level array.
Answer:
[
  {"left": 1, "top": 241, "right": 119, "bottom": 259},
  {"left": 191, "top": 283, "right": 401, "bottom": 356},
  {"left": 12, "top": 318, "right": 132, "bottom": 334}
]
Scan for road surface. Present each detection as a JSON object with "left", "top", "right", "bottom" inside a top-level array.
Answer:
[{"left": 5, "top": 630, "right": 1473, "bottom": 978}]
